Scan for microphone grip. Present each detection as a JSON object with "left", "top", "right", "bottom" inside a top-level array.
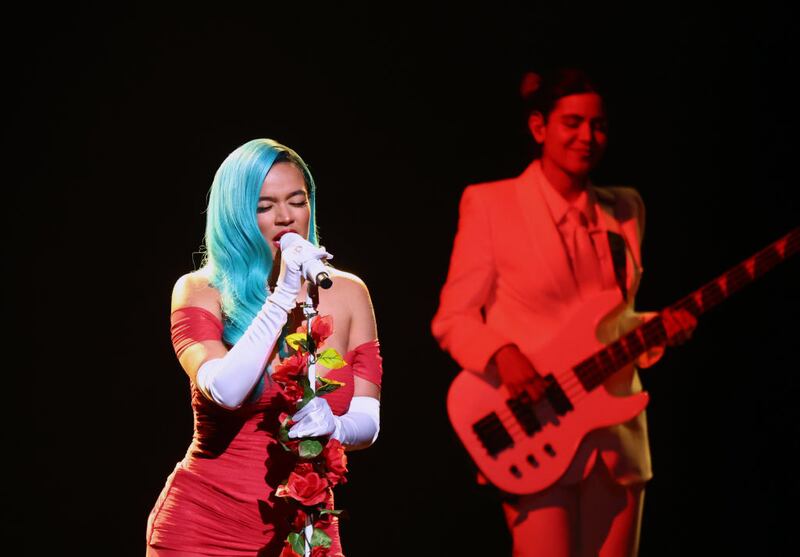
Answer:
[
  {"left": 315, "top": 271, "right": 333, "bottom": 290},
  {"left": 302, "top": 257, "right": 333, "bottom": 289}
]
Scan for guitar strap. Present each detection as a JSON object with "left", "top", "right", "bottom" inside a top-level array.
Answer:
[
  {"left": 596, "top": 191, "right": 629, "bottom": 302},
  {"left": 608, "top": 232, "right": 628, "bottom": 301}
]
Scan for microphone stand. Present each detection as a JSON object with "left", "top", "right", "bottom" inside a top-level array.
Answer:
[{"left": 302, "top": 282, "right": 319, "bottom": 557}]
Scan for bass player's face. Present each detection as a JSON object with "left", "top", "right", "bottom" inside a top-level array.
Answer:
[{"left": 531, "top": 92, "right": 608, "bottom": 178}]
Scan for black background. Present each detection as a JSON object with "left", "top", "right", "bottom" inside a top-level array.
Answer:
[{"left": 7, "top": 3, "right": 798, "bottom": 556}]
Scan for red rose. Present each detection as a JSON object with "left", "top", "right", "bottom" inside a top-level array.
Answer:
[
  {"left": 279, "top": 541, "right": 302, "bottom": 557},
  {"left": 274, "top": 352, "right": 307, "bottom": 382},
  {"left": 290, "top": 508, "right": 308, "bottom": 531},
  {"left": 282, "top": 379, "right": 304, "bottom": 402},
  {"left": 296, "top": 315, "right": 334, "bottom": 347},
  {"left": 294, "top": 462, "right": 315, "bottom": 475},
  {"left": 322, "top": 439, "right": 348, "bottom": 486},
  {"left": 276, "top": 468, "right": 330, "bottom": 506},
  {"left": 311, "top": 315, "right": 334, "bottom": 346},
  {"left": 312, "top": 546, "right": 330, "bottom": 557}
]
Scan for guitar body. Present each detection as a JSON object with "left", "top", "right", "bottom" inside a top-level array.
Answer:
[
  {"left": 447, "top": 291, "right": 649, "bottom": 495},
  {"left": 446, "top": 228, "right": 797, "bottom": 495}
]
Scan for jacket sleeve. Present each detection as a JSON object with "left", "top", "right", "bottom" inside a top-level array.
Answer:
[{"left": 431, "top": 186, "right": 512, "bottom": 373}]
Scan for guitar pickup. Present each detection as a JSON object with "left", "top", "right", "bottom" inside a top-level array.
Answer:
[
  {"left": 543, "top": 375, "right": 574, "bottom": 416},
  {"left": 473, "top": 412, "right": 514, "bottom": 457},
  {"left": 507, "top": 392, "right": 542, "bottom": 436}
]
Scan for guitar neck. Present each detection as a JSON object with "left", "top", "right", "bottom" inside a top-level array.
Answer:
[{"left": 576, "top": 227, "right": 799, "bottom": 392}]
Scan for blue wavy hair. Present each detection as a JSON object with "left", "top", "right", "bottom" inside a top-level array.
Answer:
[{"left": 203, "top": 138, "right": 318, "bottom": 345}]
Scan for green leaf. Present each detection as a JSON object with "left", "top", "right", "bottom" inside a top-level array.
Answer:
[
  {"left": 287, "top": 531, "right": 305, "bottom": 554},
  {"left": 315, "top": 384, "right": 338, "bottom": 396},
  {"left": 317, "top": 376, "right": 345, "bottom": 391},
  {"left": 310, "top": 527, "right": 332, "bottom": 548},
  {"left": 316, "top": 348, "right": 347, "bottom": 370},
  {"left": 315, "top": 377, "right": 344, "bottom": 396},
  {"left": 299, "top": 439, "right": 324, "bottom": 459},
  {"left": 285, "top": 333, "right": 309, "bottom": 352},
  {"left": 319, "top": 509, "right": 343, "bottom": 516}
]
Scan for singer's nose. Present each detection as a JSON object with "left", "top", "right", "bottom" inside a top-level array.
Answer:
[{"left": 274, "top": 204, "right": 293, "bottom": 225}]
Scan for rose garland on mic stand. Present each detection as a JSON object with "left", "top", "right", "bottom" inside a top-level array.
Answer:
[{"left": 273, "top": 282, "right": 349, "bottom": 557}]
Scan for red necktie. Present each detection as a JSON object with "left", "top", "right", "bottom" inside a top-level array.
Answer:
[{"left": 564, "top": 207, "right": 604, "bottom": 297}]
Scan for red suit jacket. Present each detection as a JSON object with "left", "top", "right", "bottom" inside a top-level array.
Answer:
[{"left": 432, "top": 159, "right": 656, "bottom": 486}]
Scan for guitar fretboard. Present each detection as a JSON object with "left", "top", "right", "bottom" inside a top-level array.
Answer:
[{"left": 576, "top": 227, "right": 799, "bottom": 392}]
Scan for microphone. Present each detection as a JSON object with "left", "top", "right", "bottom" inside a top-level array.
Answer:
[{"left": 279, "top": 232, "right": 333, "bottom": 289}]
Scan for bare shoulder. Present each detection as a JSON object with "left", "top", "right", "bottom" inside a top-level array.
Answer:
[
  {"left": 329, "top": 268, "right": 368, "bottom": 289},
  {"left": 327, "top": 268, "right": 378, "bottom": 344},
  {"left": 171, "top": 267, "right": 222, "bottom": 315},
  {"left": 326, "top": 268, "right": 374, "bottom": 309}
]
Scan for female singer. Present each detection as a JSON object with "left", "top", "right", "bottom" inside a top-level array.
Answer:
[{"left": 146, "top": 138, "right": 383, "bottom": 557}]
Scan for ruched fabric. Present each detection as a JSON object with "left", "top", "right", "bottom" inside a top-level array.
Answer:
[
  {"left": 149, "top": 307, "right": 383, "bottom": 556},
  {"left": 170, "top": 306, "right": 224, "bottom": 358}
]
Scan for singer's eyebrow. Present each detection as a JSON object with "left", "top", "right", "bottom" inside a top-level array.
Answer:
[{"left": 258, "top": 190, "right": 306, "bottom": 202}]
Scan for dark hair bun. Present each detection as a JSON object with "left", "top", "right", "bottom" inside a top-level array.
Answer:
[{"left": 520, "top": 72, "right": 542, "bottom": 100}]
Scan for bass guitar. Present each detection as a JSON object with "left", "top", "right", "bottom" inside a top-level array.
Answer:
[{"left": 446, "top": 227, "right": 798, "bottom": 495}]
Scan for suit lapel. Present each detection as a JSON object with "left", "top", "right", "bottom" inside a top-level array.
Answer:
[{"left": 515, "top": 160, "right": 579, "bottom": 301}]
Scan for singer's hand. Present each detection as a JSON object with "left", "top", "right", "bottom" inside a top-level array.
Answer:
[
  {"left": 278, "top": 236, "right": 331, "bottom": 285},
  {"left": 268, "top": 236, "right": 331, "bottom": 312},
  {"left": 279, "top": 233, "right": 332, "bottom": 284},
  {"left": 288, "top": 397, "right": 338, "bottom": 439},
  {"left": 492, "top": 344, "right": 547, "bottom": 402}
]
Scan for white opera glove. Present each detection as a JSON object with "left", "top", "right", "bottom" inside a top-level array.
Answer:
[
  {"left": 288, "top": 396, "right": 380, "bottom": 450},
  {"left": 195, "top": 237, "right": 331, "bottom": 410},
  {"left": 268, "top": 233, "right": 332, "bottom": 311},
  {"left": 288, "top": 397, "right": 338, "bottom": 438},
  {"left": 196, "top": 297, "right": 289, "bottom": 410}
]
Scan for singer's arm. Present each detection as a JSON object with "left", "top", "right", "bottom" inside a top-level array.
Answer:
[
  {"left": 171, "top": 237, "right": 322, "bottom": 409},
  {"left": 172, "top": 270, "right": 293, "bottom": 409},
  {"left": 431, "top": 185, "right": 512, "bottom": 373},
  {"left": 172, "top": 270, "right": 231, "bottom": 387}
]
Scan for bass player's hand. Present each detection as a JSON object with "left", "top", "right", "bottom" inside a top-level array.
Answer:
[{"left": 492, "top": 344, "right": 547, "bottom": 402}]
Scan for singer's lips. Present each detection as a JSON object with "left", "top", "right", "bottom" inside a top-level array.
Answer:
[{"left": 273, "top": 229, "right": 296, "bottom": 242}]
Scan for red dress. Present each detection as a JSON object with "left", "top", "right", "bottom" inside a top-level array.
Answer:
[{"left": 146, "top": 307, "right": 382, "bottom": 557}]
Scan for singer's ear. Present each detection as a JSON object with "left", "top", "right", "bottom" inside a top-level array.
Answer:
[{"left": 528, "top": 111, "right": 546, "bottom": 144}]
